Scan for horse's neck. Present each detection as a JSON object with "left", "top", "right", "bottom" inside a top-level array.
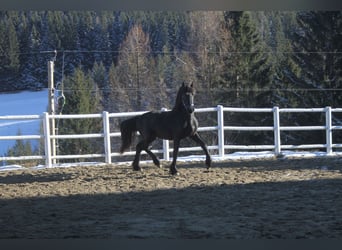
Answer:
[
  {"left": 172, "top": 89, "right": 183, "bottom": 111},
  {"left": 172, "top": 102, "right": 182, "bottom": 112},
  {"left": 171, "top": 100, "right": 189, "bottom": 116},
  {"left": 171, "top": 104, "right": 192, "bottom": 120}
]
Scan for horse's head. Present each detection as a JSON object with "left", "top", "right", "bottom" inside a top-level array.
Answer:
[{"left": 179, "top": 82, "right": 195, "bottom": 114}]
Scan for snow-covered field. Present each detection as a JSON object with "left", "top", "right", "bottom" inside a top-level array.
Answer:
[
  {"left": 1, "top": 149, "right": 341, "bottom": 172},
  {"left": 0, "top": 89, "right": 48, "bottom": 156}
]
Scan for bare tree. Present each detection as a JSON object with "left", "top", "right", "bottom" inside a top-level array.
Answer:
[
  {"left": 188, "top": 11, "right": 233, "bottom": 104},
  {"left": 116, "top": 24, "right": 153, "bottom": 110}
]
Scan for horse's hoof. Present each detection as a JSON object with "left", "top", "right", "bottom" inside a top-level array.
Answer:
[
  {"left": 169, "top": 170, "right": 179, "bottom": 176},
  {"left": 133, "top": 166, "right": 142, "bottom": 171},
  {"left": 206, "top": 159, "right": 212, "bottom": 169}
]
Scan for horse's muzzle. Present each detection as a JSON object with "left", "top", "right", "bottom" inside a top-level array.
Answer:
[{"left": 188, "top": 105, "right": 195, "bottom": 113}]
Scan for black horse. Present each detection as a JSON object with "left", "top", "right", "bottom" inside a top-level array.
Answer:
[{"left": 119, "top": 82, "right": 212, "bottom": 175}]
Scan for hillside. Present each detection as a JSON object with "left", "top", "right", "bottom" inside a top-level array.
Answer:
[
  {"left": 0, "top": 11, "right": 341, "bottom": 109},
  {"left": 1, "top": 11, "right": 341, "bottom": 157},
  {"left": 0, "top": 89, "right": 48, "bottom": 155}
]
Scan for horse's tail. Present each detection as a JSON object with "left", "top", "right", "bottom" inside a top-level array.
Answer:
[{"left": 119, "top": 116, "right": 138, "bottom": 154}]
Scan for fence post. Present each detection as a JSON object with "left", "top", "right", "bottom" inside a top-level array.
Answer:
[
  {"left": 273, "top": 106, "right": 281, "bottom": 156},
  {"left": 103, "top": 111, "right": 112, "bottom": 164},
  {"left": 161, "top": 108, "right": 170, "bottom": 161},
  {"left": 43, "top": 112, "right": 52, "bottom": 167},
  {"left": 217, "top": 105, "right": 225, "bottom": 158},
  {"left": 325, "top": 106, "right": 333, "bottom": 155}
]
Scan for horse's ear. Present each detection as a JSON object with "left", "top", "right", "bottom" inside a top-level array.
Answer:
[{"left": 190, "top": 82, "right": 194, "bottom": 88}]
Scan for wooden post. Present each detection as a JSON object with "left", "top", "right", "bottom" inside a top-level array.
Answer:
[
  {"left": 325, "top": 106, "right": 333, "bottom": 155},
  {"left": 48, "top": 61, "right": 57, "bottom": 164},
  {"left": 217, "top": 105, "right": 225, "bottom": 158},
  {"left": 161, "top": 108, "right": 170, "bottom": 161},
  {"left": 273, "top": 106, "right": 281, "bottom": 156},
  {"left": 103, "top": 111, "right": 112, "bottom": 164},
  {"left": 43, "top": 112, "right": 52, "bottom": 167}
]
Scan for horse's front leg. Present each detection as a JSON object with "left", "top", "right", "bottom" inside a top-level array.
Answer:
[
  {"left": 190, "top": 132, "right": 212, "bottom": 169},
  {"left": 169, "top": 138, "right": 180, "bottom": 175}
]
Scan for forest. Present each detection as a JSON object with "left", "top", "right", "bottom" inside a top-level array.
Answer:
[{"left": 1, "top": 11, "right": 342, "bottom": 160}]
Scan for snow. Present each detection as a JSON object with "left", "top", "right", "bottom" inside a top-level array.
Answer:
[
  {"left": 0, "top": 89, "right": 48, "bottom": 156},
  {"left": 1, "top": 150, "right": 341, "bottom": 172},
  {"left": 0, "top": 164, "right": 26, "bottom": 171},
  {"left": 178, "top": 150, "right": 341, "bottom": 162}
]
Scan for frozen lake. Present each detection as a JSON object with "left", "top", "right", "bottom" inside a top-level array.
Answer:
[{"left": 0, "top": 89, "right": 48, "bottom": 155}]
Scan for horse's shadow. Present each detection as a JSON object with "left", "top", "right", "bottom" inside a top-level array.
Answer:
[{"left": 0, "top": 171, "right": 75, "bottom": 184}]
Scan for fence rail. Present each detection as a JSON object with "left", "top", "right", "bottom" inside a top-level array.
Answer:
[{"left": 1, "top": 106, "right": 342, "bottom": 167}]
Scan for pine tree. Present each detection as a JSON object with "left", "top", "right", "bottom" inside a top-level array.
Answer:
[
  {"left": 154, "top": 44, "right": 175, "bottom": 107},
  {"left": 7, "top": 18, "right": 20, "bottom": 75},
  {"left": 225, "top": 11, "right": 274, "bottom": 107},
  {"left": 147, "top": 11, "right": 169, "bottom": 53},
  {"left": 92, "top": 61, "right": 107, "bottom": 108},
  {"left": 107, "top": 62, "right": 131, "bottom": 112},
  {"left": 20, "top": 23, "right": 43, "bottom": 89},
  {"left": 6, "top": 130, "right": 26, "bottom": 157},
  {"left": 108, "top": 11, "right": 127, "bottom": 64},
  {"left": 88, "top": 15, "right": 111, "bottom": 66},
  {"left": 0, "top": 16, "right": 20, "bottom": 78},
  {"left": 5, "top": 129, "right": 35, "bottom": 166},
  {"left": 0, "top": 19, "right": 8, "bottom": 74},
  {"left": 291, "top": 11, "right": 342, "bottom": 108},
  {"left": 58, "top": 67, "right": 102, "bottom": 161},
  {"left": 220, "top": 12, "right": 278, "bottom": 146},
  {"left": 262, "top": 12, "right": 302, "bottom": 108}
]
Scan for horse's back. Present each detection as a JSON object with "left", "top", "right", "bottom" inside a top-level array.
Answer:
[
  {"left": 138, "top": 110, "right": 198, "bottom": 140},
  {"left": 136, "top": 110, "right": 175, "bottom": 139}
]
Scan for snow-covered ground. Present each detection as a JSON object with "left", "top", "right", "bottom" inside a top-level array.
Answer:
[
  {"left": 1, "top": 150, "right": 341, "bottom": 172},
  {"left": 0, "top": 89, "right": 48, "bottom": 156}
]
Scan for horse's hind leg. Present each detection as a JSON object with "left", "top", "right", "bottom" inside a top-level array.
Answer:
[
  {"left": 142, "top": 135, "right": 160, "bottom": 167},
  {"left": 169, "top": 138, "right": 180, "bottom": 175},
  {"left": 145, "top": 146, "right": 160, "bottom": 168},
  {"left": 132, "top": 141, "right": 144, "bottom": 171},
  {"left": 132, "top": 137, "right": 160, "bottom": 170}
]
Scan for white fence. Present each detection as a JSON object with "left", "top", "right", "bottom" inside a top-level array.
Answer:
[{"left": 1, "top": 106, "right": 342, "bottom": 167}]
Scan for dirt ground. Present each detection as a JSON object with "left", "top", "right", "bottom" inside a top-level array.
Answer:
[{"left": 0, "top": 156, "right": 342, "bottom": 239}]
